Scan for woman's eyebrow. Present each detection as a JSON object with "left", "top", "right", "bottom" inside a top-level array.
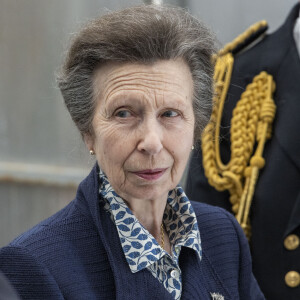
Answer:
[{"left": 106, "top": 95, "right": 189, "bottom": 113}]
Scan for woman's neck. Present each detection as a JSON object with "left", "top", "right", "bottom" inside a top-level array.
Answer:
[
  {"left": 124, "top": 196, "right": 172, "bottom": 253},
  {"left": 127, "top": 197, "right": 165, "bottom": 235}
]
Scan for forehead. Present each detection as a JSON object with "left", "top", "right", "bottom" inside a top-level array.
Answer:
[{"left": 93, "top": 59, "right": 194, "bottom": 104}]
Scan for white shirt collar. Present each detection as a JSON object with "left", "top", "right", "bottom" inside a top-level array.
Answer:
[{"left": 293, "top": 9, "right": 300, "bottom": 57}]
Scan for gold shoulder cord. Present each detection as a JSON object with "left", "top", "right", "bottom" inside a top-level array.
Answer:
[{"left": 202, "top": 21, "right": 276, "bottom": 239}]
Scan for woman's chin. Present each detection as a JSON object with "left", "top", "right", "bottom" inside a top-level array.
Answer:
[{"left": 118, "top": 183, "right": 173, "bottom": 204}]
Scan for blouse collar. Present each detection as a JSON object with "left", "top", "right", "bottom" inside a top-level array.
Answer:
[{"left": 98, "top": 169, "right": 202, "bottom": 273}]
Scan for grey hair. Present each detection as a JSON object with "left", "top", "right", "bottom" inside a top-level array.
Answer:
[{"left": 57, "top": 5, "right": 217, "bottom": 140}]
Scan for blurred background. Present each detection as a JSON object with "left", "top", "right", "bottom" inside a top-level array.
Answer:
[{"left": 0, "top": 0, "right": 296, "bottom": 246}]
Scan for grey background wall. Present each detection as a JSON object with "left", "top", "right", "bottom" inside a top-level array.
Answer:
[{"left": 0, "top": 0, "right": 296, "bottom": 246}]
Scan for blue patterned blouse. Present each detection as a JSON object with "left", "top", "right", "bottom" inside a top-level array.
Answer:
[{"left": 98, "top": 169, "right": 202, "bottom": 300}]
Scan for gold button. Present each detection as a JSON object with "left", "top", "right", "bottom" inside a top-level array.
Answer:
[
  {"left": 284, "top": 234, "right": 300, "bottom": 250},
  {"left": 285, "top": 271, "right": 300, "bottom": 288}
]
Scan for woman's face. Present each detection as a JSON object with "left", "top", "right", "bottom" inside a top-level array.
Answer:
[{"left": 86, "top": 59, "right": 195, "bottom": 204}]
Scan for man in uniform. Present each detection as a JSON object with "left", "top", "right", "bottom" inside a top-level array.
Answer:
[{"left": 186, "top": 3, "right": 300, "bottom": 299}]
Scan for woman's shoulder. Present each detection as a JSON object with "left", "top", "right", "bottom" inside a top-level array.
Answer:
[
  {"left": 190, "top": 200, "right": 235, "bottom": 222},
  {"left": 2, "top": 196, "right": 97, "bottom": 256},
  {"left": 0, "top": 201, "right": 82, "bottom": 299},
  {"left": 190, "top": 200, "right": 247, "bottom": 249},
  {"left": 0, "top": 187, "right": 111, "bottom": 300}
]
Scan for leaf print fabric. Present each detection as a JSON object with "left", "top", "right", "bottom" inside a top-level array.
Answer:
[{"left": 98, "top": 169, "right": 201, "bottom": 300}]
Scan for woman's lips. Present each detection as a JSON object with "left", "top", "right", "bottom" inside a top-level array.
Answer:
[{"left": 133, "top": 168, "right": 167, "bottom": 180}]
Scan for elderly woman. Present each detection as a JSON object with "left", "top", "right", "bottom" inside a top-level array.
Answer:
[{"left": 0, "top": 5, "right": 264, "bottom": 300}]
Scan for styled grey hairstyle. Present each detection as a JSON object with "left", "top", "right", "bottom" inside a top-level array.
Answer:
[{"left": 57, "top": 5, "right": 217, "bottom": 140}]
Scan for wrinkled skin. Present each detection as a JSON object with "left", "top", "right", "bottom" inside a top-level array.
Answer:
[{"left": 85, "top": 59, "right": 195, "bottom": 221}]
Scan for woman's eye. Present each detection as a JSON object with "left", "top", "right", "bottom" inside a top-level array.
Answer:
[
  {"left": 161, "top": 110, "right": 179, "bottom": 118},
  {"left": 115, "top": 110, "right": 132, "bottom": 118}
]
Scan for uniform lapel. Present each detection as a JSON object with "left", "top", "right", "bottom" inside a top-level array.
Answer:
[
  {"left": 286, "top": 191, "right": 300, "bottom": 235},
  {"left": 267, "top": 3, "right": 300, "bottom": 172},
  {"left": 274, "top": 36, "right": 300, "bottom": 172},
  {"left": 264, "top": 4, "right": 300, "bottom": 235}
]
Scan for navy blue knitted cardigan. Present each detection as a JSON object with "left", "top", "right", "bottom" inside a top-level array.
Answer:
[{"left": 0, "top": 165, "right": 264, "bottom": 299}]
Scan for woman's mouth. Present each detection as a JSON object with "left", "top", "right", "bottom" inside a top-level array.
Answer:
[{"left": 133, "top": 168, "right": 167, "bottom": 180}]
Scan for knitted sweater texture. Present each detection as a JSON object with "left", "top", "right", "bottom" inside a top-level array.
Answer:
[{"left": 0, "top": 165, "right": 264, "bottom": 299}]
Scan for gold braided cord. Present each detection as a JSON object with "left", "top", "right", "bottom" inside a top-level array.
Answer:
[{"left": 202, "top": 21, "right": 276, "bottom": 239}]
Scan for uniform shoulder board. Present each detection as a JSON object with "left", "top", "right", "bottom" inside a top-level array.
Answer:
[{"left": 219, "top": 20, "right": 268, "bottom": 57}]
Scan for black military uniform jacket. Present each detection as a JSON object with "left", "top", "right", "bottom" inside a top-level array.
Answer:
[{"left": 186, "top": 3, "right": 300, "bottom": 300}]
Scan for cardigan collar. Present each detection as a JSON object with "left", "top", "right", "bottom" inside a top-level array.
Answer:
[
  {"left": 75, "top": 164, "right": 239, "bottom": 299},
  {"left": 75, "top": 164, "right": 178, "bottom": 299}
]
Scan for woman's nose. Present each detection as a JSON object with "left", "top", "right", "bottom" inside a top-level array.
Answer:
[{"left": 137, "top": 120, "right": 163, "bottom": 155}]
